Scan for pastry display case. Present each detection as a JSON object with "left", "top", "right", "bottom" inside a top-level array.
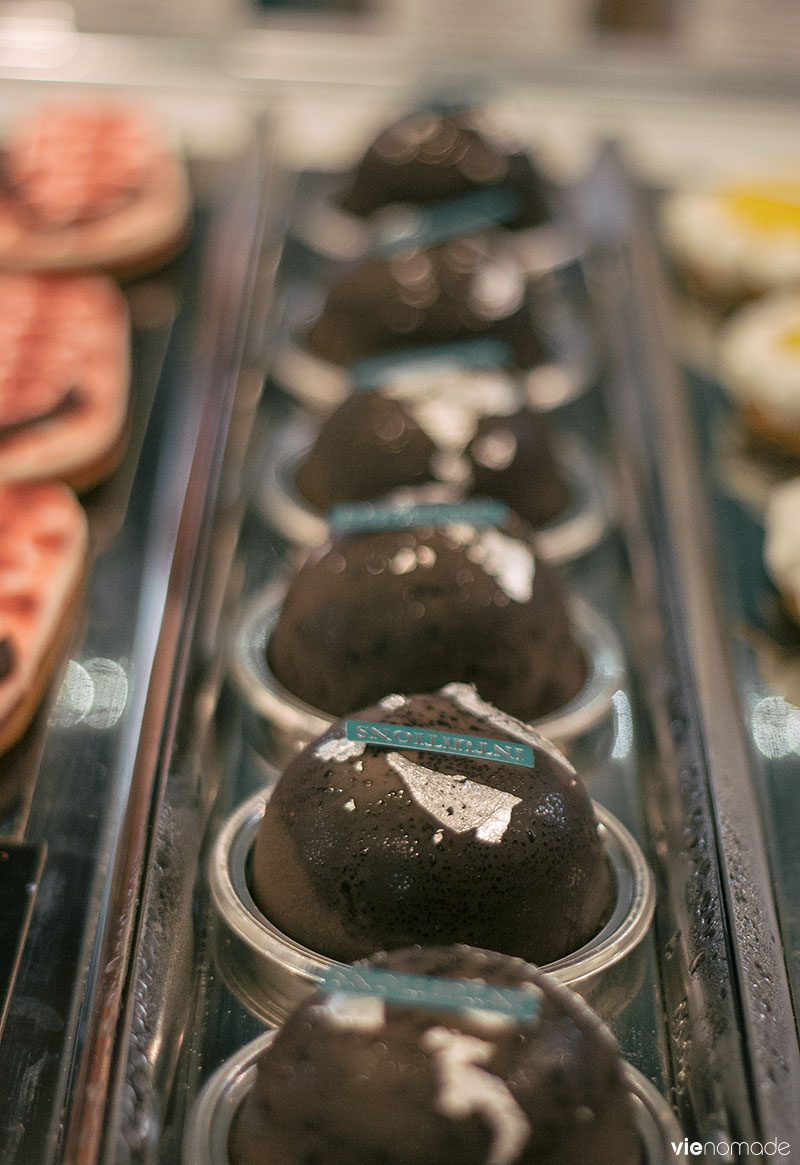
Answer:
[{"left": 1, "top": 17, "right": 800, "bottom": 1164}]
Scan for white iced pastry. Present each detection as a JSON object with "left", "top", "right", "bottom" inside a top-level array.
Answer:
[
  {"left": 765, "top": 477, "right": 800, "bottom": 621},
  {"left": 662, "top": 174, "right": 800, "bottom": 303},
  {"left": 718, "top": 293, "right": 800, "bottom": 452}
]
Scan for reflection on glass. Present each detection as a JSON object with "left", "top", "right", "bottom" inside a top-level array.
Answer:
[
  {"left": 50, "top": 657, "right": 130, "bottom": 730},
  {"left": 611, "top": 688, "right": 634, "bottom": 759},
  {"left": 751, "top": 695, "right": 800, "bottom": 759}
]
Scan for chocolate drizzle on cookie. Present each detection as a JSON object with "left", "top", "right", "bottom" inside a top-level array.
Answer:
[
  {"left": 0, "top": 386, "right": 82, "bottom": 442},
  {"left": 0, "top": 637, "right": 16, "bottom": 681}
]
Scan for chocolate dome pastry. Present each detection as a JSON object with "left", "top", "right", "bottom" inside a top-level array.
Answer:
[
  {"left": 229, "top": 945, "right": 642, "bottom": 1165},
  {"left": 337, "top": 107, "right": 553, "bottom": 229},
  {"left": 266, "top": 508, "right": 587, "bottom": 720},
  {"left": 251, "top": 683, "right": 613, "bottom": 965},
  {"left": 303, "top": 233, "right": 548, "bottom": 369},
  {"left": 293, "top": 369, "right": 571, "bottom": 530}
]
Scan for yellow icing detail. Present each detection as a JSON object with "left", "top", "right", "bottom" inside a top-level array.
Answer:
[
  {"left": 779, "top": 326, "right": 800, "bottom": 353},
  {"left": 722, "top": 184, "right": 800, "bottom": 232}
]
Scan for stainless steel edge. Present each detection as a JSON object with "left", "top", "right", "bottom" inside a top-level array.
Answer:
[
  {"left": 100, "top": 130, "right": 293, "bottom": 1165},
  {"left": 49, "top": 123, "right": 285, "bottom": 1165},
  {"left": 578, "top": 145, "right": 800, "bottom": 1155}
]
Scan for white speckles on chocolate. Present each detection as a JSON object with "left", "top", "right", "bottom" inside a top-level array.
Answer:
[
  {"left": 470, "top": 259, "right": 525, "bottom": 321},
  {"left": 384, "top": 371, "right": 519, "bottom": 487},
  {"left": 535, "top": 789, "right": 568, "bottom": 826},
  {"left": 446, "top": 526, "right": 534, "bottom": 603},
  {"left": 389, "top": 543, "right": 439, "bottom": 574},
  {"left": 379, "top": 693, "right": 408, "bottom": 711},
  {"left": 409, "top": 396, "right": 477, "bottom": 451},
  {"left": 443, "top": 682, "right": 578, "bottom": 774},
  {"left": 315, "top": 735, "right": 366, "bottom": 763},
  {"left": 317, "top": 992, "right": 385, "bottom": 1031},
  {"left": 390, "top": 546, "right": 418, "bottom": 574},
  {"left": 472, "top": 428, "right": 517, "bottom": 470},
  {"left": 462, "top": 1007, "right": 520, "bottom": 1034},
  {"left": 267, "top": 510, "right": 587, "bottom": 724},
  {"left": 422, "top": 1027, "right": 531, "bottom": 1165},
  {"left": 429, "top": 449, "right": 471, "bottom": 485},
  {"left": 445, "top": 522, "right": 478, "bottom": 545}
]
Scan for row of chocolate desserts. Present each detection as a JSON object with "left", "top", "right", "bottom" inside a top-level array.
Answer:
[
  {"left": 661, "top": 165, "right": 800, "bottom": 631},
  {"left": 191, "top": 108, "right": 676, "bottom": 1163}
]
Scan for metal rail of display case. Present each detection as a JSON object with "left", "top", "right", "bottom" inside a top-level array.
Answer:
[
  {"left": 577, "top": 144, "right": 800, "bottom": 1159},
  {"left": 0, "top": 119, "right": 285, "bottom": 1165}
]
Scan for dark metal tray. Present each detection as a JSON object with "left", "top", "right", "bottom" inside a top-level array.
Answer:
[{"left": 576, "top": 147, "right": 800, "bottom": 1157}]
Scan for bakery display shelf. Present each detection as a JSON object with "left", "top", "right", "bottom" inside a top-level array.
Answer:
[
  {"left": 651, "top": 189, "right": 800, "bottom": 1124},
  {"left": 74, "top": 114, "right": 800, "bottom": 1164},
  {"left": 0, "top": 103, "right": 284, "bottom": 1165},
  {"left": 577, "top": 144, "right": 800, "bottom": 1155},
  {"left": 646, "top": 193, "right": 800, "bottom": 1101},
  {"left": 688, "top": 372, "right": 800, "bottom": 1049}
]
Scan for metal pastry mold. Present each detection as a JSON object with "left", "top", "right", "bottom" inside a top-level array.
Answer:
[
  {"left": 186, "top": 1025, "right": 677, "bottom": 1165},
  {"left": 259, "top": 422, "right": 614, "bottom": 570},
  {"left": 229, "top": 584, "right": 625, "bottom": 771},
  {"left": 208, "top": 790, "right": 654, "bottom": 1026},
  {"left": 271, "top": 272, "right": 599, "bottom": 417}
]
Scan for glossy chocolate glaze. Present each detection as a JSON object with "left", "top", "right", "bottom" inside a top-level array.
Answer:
[
  {"left": 251, "top": 685, "right": 612, "bottom": 964},
  {"left": 267, "top": 512, "right": 586, "bottom": 720},
  {"left": 294, "top": 374, "right": 570, "bottom": 529},
  {"left": 338, "top": 109, "right": 552, "bottom": 229},
  {"left": 304, "top": 234, "right": 548, "bottom": 368},
  {"left": 230, "top": 944, "right": 640, "bottom": 1164}
]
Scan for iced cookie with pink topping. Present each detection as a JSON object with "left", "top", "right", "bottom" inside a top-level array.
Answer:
[{"left": 0, "top": 102, "right": 191, "bottom": 276}]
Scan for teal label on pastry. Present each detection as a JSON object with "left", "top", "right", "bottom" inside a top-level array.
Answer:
[
  {"left": 329, "top": 498, "right": 509, "bottom": 534},
  {"left": 372, "top": 185, "right": 523, "bottom": 256},
  {"left": 345, "top": 719, "right": 534, "bottom": 768},
  {"left": 320, "top": 964, "right": 542, "bottom": 1021},
  {"left": 351, "top": 336, "right": 513, "bottom": 391}
]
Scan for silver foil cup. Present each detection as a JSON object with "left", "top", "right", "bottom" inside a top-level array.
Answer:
[
  {"left": 185, "top": 1002, "right": 675, "bottom": 1165},
  {"left": 208, "top": 790, "right": 655, "bottom": 1026},
  {"left": 272, "top": 279, "right": 598, "bottom": 416},
  {"left": 229, "top": 584, "right": 625, "bottom": 771},
  {"left": 258, "top": 423, "right": 614, "bottom": 570},
  {"left": 186, "top": 1031, "right": 678, "bottom": 1165}
]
